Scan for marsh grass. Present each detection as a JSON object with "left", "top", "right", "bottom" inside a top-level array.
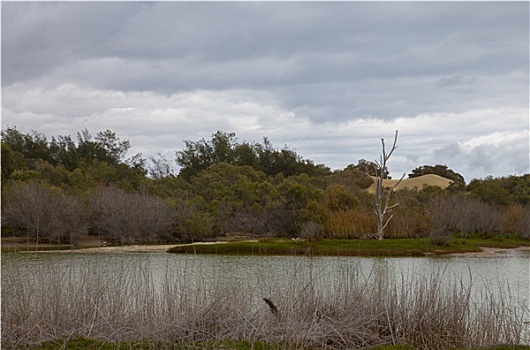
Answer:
[
  {"left": 2, "top": 255, "right": 528, "bottom": 349},
  {"left": 166, "top": 236, "right": 529, "bottom": 256}
]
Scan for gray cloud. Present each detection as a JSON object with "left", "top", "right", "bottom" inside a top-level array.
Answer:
[{"left": 2, "top": 2, "right": 528, "bottom": 181}]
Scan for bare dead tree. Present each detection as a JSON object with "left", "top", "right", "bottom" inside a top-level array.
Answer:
[
  {"left": 2, "top": 181, "right": 88, "bottom": 247},
  {"left": 90, "top": 186, "right": 176, "bottom": 244},
  {"left": 374, "top": 130, "right": 405, "bottom": 240}
]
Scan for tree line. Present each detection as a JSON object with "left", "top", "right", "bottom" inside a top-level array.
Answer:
[{"left": 2, "top": 127, "right": 529, "bottom": 245}]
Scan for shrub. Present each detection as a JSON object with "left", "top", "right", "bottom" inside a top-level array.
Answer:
[
  {"left": 90, "top": 186, "right": 176, "bottom": 243},
  {"left": 2, "top": 181, "right": 88, "bottom": 245}
]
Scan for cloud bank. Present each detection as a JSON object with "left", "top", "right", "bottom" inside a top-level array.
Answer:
[{"left": 2, "top": 2, "right": 528, "bottom": 181}]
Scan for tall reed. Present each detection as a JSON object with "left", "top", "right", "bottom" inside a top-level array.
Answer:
[{"left": 2, "top": 255, "right": 527, "bottom": 349}]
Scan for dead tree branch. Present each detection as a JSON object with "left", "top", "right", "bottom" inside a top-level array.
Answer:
[{"left": 374, "top": 130, "right": 404, "bottom": 240}]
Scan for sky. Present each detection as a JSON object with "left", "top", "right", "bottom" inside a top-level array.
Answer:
[{"left": 2, "top": 2, "right": 529, "bottom": 182}]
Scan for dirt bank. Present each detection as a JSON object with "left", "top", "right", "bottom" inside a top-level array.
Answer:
[{"left": 446, "top": 246, "right": 530, "bottom": 257}]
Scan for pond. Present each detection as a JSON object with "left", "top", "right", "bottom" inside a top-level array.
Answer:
[
  {"left": 3, "top": 250, "right": 529, "bottom": 307},
  {"left": 2, "top": 250, "right": 529, "bottom": 346}
]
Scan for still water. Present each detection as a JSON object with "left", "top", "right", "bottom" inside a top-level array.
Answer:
[{"left": 2, "top": 249, "right": 529, "bottom": 314}]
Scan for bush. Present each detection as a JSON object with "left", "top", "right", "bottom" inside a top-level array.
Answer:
[
  {"left": 90, "top": 186, "right": 176, "bottom": 243},
  {"left": 2, "top": 181, "right": 88, "bottom": 245},
  {"left": 427, "top": 194, "right": 516, "bottom": 242},
  {"left": 323, "top": 208, "right": 376, "bottom": 239}
]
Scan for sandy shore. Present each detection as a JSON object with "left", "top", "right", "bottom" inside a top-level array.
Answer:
[
  {"left": 22, "top": 241, "right": 237, "bottom": 254},
  {"left": 445, "top": 246, "right": 530, "bottom": 257}
]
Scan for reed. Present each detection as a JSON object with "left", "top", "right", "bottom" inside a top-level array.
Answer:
[{"left": 2, "top": 256, "right": 527, "bottom": 349}]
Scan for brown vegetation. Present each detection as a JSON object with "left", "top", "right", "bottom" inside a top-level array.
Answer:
[
  {"left": 90, "top": 186, "right": 176, "bottom": 244},
  {"left": 2, "top": 181, "right": 88, "bottom": 246}
]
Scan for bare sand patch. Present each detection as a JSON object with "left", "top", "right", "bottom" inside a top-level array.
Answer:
[
  {"left": 24, "top": 241, "right": 259, "bottom": 254},
  {"left": 446, "top": 246, "right": 530, "bottom": 257},
  {"left": 366, "top": 174, "right": 453, "bottom": 193}
]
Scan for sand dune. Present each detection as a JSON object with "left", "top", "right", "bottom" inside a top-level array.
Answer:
[{"left": 366, "top": 174, "right": 453, "bottom": 193}]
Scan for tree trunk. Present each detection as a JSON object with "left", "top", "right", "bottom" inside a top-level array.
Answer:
[{"left": 373, "top": 130, "right": 404, "bottom": 240}]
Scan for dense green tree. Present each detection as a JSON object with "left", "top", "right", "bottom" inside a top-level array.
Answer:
[
  {"left": 1, "top": 128, "right": 51, "bottom": 163},
  {"left": 49, "top": 135, "right": 79, "bottom": 170},
  {"left": 1, "top": 128, "right": 146, "bottom": 190},
  {"left": 1, "top": 128, "right": 26, "bottom": 152},
  {"left": 189, "top": 163, "right": 283, "bottom": 234},
  {"left": 173, "top": 198, "right": 216, "bottom": 241},
  {"left": 327, "top": 167, "right": 373, "bottom": 191},
  {"left": 76, "top": 129, "right": 133, "bottom": 166},
  {"left": 10, "top": 169, "right": 45, "bottom": 183},
  {"left": 348, "top": 159, "right": 389, "bottom": 178},
  {"left": 468, "top": 178, "right": 514, "bottom": 206},
  {"left": 1, "top": 143, "right": 16, "bottom": 181},
  {"left": 278, "top": 175, "right": 324, "bottom": 233},
  {"left": 94, "top": 129, "right": 132, "bottom": 164},
  {"left": 512, "top": 175, "right": 530, "bottom": 205},
  {"left": 39, "top": 163, "right": 71, "bottom": 187},
  {"left": 324, "top": 184, "right": 360, "bottom": 211},
  {"left": 176, "top": 131, "right": 330, "bottom": 180},
  {"left": 234, "top": 141, "right": 259, "bottom": 168},
  {"left": 176, "top": 131, "right": 236, "bottom": 179},
  {"left": 416, "top": 185, "right": 446, "bottom": 203},
  {"left": 492, "top": 174, "right": 530, "bottom": 205}
]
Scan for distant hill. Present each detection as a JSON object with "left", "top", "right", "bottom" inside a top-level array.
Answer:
[{"left": 366, "top": 174, "right": 453, "bottom": 193}]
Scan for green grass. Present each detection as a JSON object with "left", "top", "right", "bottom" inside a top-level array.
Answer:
[
  {"left": 167, "top": 235, "right": 530, "bottom": 257},
  {"left": 16, "top": 337, "right": 530, "bottom": 350}
]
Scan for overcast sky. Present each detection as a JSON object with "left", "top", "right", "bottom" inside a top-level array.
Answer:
[{"left": 2, "top": 2, "right": 529, "bottom": 182}]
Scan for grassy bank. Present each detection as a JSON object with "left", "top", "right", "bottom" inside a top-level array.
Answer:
[{"left": 167, "top": 236, "right": 530, "bottom": 256}]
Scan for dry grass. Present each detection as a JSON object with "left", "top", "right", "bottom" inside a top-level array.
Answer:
[
  {"left": 2, "top": 256, "right": 528, "bottom": 349},
  {"left": 323, "top": 208, "right": 377, "bottom": 239}
]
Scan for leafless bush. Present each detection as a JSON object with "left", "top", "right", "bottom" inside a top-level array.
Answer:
[
  {"left": 2, "top": 181, "right": 88, "bottom": 245},
  {"left": 90, "top": 186, "right": 176, "bottom": 243},
  {"left": 2, "top": 257, "right": 526, "bottom": 349},
  {"left": 300, "top": 221, "right": 324, "bottom": 241},
  {"left": 457, "top": 199, "right": 506, "bottom": 237},
  {"left": 428, "top": 194, "right": 512, "bottom": 242}
]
